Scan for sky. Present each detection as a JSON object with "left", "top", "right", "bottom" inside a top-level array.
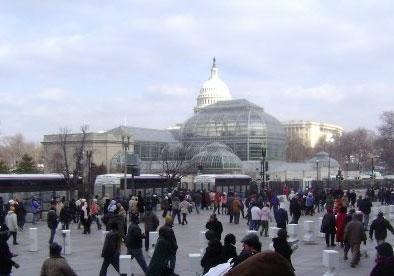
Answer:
[{"left": 0, "top": 0, "right": 393, "bottom": 142}]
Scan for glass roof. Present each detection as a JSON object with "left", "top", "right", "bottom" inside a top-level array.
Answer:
[
  {"left": 181, "top": 99, "right": 286, "bottom": 161},
  {"left": 106, "top": 126, "right": 177, "bottom": 143}
]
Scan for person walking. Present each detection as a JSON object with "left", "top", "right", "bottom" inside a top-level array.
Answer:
[
  {"left": 336, "top": 207, "right": 347, "bottom": 247},
  {"left": 201, "top": 230, "right": 224, "bottom": 274},
  {"left": 125, "top": 215, "right": 148, "bottom": 274},
  {"left": 14, "top": 199, "right": 26, "bottom": 230},
  {"left": 5, "top": 206, "right": 18, "bottom": 245},
  {"left": 369, "top": 211, "right": 394, "bottom": 245},
  {"left": 359, "top": 195, "right": 372, "bottom": 231},
  {"left": 249, "top": 202, "right": 261, "bottom": 231},
  {"left": 260, "top": 203, "right": 272, "bottom": 237},
  {"left": 47, "top": 206, "right": 58, "bottom": 244},
  {"left": 205, "top": 214, "right": 223, "bottom": 241},
  {"left": 40, "top": 242, "right": 77, "bottom": 276},
  {"left": 142, "top": 206, "right": 159, "bottom": 252},
  {"left": 289, "top": 196, "right": 301, "bottom": 224},
  {"left": 273, "top": 229, "right": 297, "bottom": 271},
  {"left": 81, "top": 201, "right": 91, "bottom": 234},
  {"left": 59, "top": 202, "right": 72, "bottom": 230},
  {"left": 231, "top": 196, "right": 242, "bottom": 224},
  {"left": 179, "top": 198, "right": 192, "bottom": 225},
  {"left": 344, "top": 213, "right": 366, "bottom": 268},
  {"left": 171, "top": 195, "right": 181, "bottom": 225},
  {"left": 157, "top": 216, "right": 178, "bottom": 275},
  {"left": 147, "top": 225, "right": 177, "bottom": 276},
  {"left": 321, "top": 208, "right": 336, "bottom": 247},
  {"left": 0, "top": 224, "right": 20, "bottom": 275},
  {"left": 90, "top": 199, "right": 102, "bottom": 230},
  {"left": 99, "top": 222, "right": 122, "bottom": 276},
  {"left": 31, "top": 197, "right": 41, "bottom": 225},
  {"left": 275, "top": 205, "right": 289, "bottom": 229}
]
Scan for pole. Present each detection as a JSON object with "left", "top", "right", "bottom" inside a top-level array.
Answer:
[
  {"left": 316, "top": 160, "right": 319, "bottom": 182},
  {"left": 328, "top": 150, "right": 331, "bottom": 188},
  {"left": 122, "top": 136, "right": 129, "bottom": 197}
]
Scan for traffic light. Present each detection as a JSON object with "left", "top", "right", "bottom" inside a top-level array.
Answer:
[
  {"left": 261, "top": 147, "right": 266, "bottom": 158},
  {"left": 266, "top": 174, "right": 270, "bottom": 181},
  {"left": 265, "top": 161, "right": 269, "bottom": 171}
]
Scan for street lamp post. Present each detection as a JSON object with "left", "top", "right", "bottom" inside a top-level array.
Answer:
[
  {"left": 122, "top": 135, "right": 130, "bottom": 197},
  {"left": 260, "top": 147, "right": 267, "bottom": 191},
  {"left": 316, "top": 160, "right": 319, "bottom": 182},
  {"left": 327, "top": 137, "right": 334, "bottom": 188},
  {"left": 86, "top": 150, "right": 93, "bottom": 198}
]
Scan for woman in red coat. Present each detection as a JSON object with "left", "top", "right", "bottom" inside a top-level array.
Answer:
[{"left": 335, "top": 206, "right": 347, "bottom": 246}]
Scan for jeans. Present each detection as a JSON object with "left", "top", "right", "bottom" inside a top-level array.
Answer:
[
  {"left": 128, "top": 248, "right": 148, "bottom": 273},
  {"left": 99, "top": 254, "right": 120, "bottom": 276},
  {"left": 169, "top": 255, "right": 176, "bottom": 272},
  {"left": 249, "top": 220, "right": 260, "bottom": 231},
  {"left": 260, "top": 221, "right": 269, "bottom": 236},
  {"left": 172, "top": 210, "right": 181, "bottom": 224},
  {"left": 182, "top": 213, "right": 187, "bottom": 224},
  {"left": 363, "top": 213, "right": 370, "bottom": 230},
  {"left": 10, "top": 231, "right": 17, "bottom": 244},
  {"left": 234, "top": 213, "right": 240, "bottom": 224},
  {"left": 194, "top": 202, "right": 200, "bottom": 214},
  {"left": 92, "top": 215, "right": 102, "bottom": 229},
  {"left": 49, "top": 227, "right": 56, "bottom": 244},
  {"left": 325, "top": 233, "right": 335, "bottom": 246}
]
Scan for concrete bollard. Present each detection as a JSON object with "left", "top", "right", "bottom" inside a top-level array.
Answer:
[
  {"left": 322, "top": 250, "right": 339, "bottom": 276},
  {"left": 61, "top": 230, "right": 71, "bottom": 255},
  {"left": 287, "top": 224, "right": 299, "bottom": 243},
  {"left": 269, "top": 227, "right": 281, "bottom": 250},
  {"left": 389, "top": 205, "right": 394, "bottom": 220},
  {"left": 29, "top": 228, "right": 38, "bottom": 252},
  {"left": 148, "top": 231, "right": 159, "bottom": 257},
  {"left": 189, "top": 253, "right": 202, "bottom": 276},
  {"left": 119, "top": 255, "right": 132, "bottom": 276},
  {"left": 317, "top": 217, "right": 325, "bottom": 238},
  {"left": 303, "top": 221, "right": 316, "bottom": 244},
  {"left": 246, "top": 230, "right": 259, "bottom": 236},
  {"left": 101, "top": 230, "right": 109, "bottom": 243},
  {"left": 200, "top": 230, "right": 208, "bottom": 254}
]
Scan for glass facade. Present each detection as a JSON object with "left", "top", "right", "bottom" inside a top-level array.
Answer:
[
  {"left": 181, "top": 99, "right": 286, "bottom": 161},
  {"left": 191, "top": 143, "right": 242, "bottom": 173}
]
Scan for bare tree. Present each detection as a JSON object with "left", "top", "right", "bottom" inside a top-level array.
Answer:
[
  {"left": 160, "top": 143, "right": 193, "bottom": 185},
  {"left": 377, "top": 111, "right": 394, "bottom": 173},
  {"left": 59, "top": 125, "right": 89, "bottom": 198},
  {"left": 285, "top": 137, "right": 312, "bottom": 162}
]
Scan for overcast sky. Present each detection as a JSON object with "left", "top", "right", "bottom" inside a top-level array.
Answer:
[{"left": 0, "top": 0, "right": 393, "bottom": 142}]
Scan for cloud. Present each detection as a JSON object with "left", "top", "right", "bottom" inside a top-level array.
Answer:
[
  {"left": 36, "top": 88, "right": 66, "bottom": 100},
  {"left": 282, "top": 84, "right": 344, "bottom": 103},
  {"left": 146, "top": 84, "right": 192, "bottom": 97}
]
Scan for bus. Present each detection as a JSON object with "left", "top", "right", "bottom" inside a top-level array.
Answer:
[
  {"left": 193, "top": 174, "right": 252, "bottom": 196},
  {"left": 94, "top": 174, "right": 179, "bottom": 198}
]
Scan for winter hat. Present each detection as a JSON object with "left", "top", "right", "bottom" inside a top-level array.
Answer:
[
  {"left": 224, "top": 233, "right": 236, "bottom": 246},
  {"left": 277, "top": 229, "right": 288, "bottom": 239},
  {"left": 205, "top": 230, "right": 217, "bottom": 241},
  {"left": 49, "top": 242, "right": 62, "bottom": 256},
  {"left": 376, "top": 242, "right": 393, "bottom": 257},
  {"left": 241, "top": 233, "right": 261, "bottom": 249},
  {"left": 378, "top": 211, "right": 384, "bottom": 217},
  {"left": 164, "top": 215, "right": 173, "bottom": 225}
]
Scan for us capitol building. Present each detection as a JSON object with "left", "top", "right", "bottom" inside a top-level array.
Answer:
[{"left": 42, "top": 59, "right": 341, "bottom": 181}]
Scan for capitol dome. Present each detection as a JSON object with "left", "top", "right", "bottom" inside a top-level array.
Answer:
[{"left": 194, "top": 58, "right": 232, "bottom": 113}]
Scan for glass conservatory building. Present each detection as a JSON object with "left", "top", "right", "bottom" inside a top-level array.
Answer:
[{"left": 180, "top": 99, "right": 286, "bottom": 161}]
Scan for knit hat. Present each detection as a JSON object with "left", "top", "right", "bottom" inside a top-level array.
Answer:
[
  {"left": 376, "top": 242, "right": 393, "bottom": 257},
  {"left": 241, "top": 233, "right": 261, "bottom": 249},
  {"left": 49, "top": 242, "right": 62, "bottom": 256},
  {"left": 164, "top": 215, "right": 173, "bottom": 225},
  {"left": 205, "top": 230, "right": 217, "bottom": 241},
  {"left": 277, "top": 229, "right": 288, "bottom": 239}
]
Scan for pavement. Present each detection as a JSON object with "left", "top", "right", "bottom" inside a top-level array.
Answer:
[{"left": 7, "top": 204, "right": 394, "bottom": 276}]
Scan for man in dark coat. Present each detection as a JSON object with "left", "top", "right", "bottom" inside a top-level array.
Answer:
[
  {"left": 369, "top": 212, "right": 394, "bottom": 245},
  {"left": 321, "top": 208, "right": 336, "bottom": 247},
  {"left": 231, "top": 233, "right": 261, "bottom": 268},
  {"left": 273, "top": 229, "right": 295, "bottom": 271},
  {"left": 158, "top": 216, "right": 178, "bottom": 275},
  {"left": 0, "top": 224, "right": 19, "bottom": 275},
  {"left": 221, "top": 233, "right": 237, "bottom": 262},
  {"left": 47, "top": 206, "right": 58, "bottom": 244},
  {"left": 275, "top": 207, "right": 289, "bottom": 229},
  {"left": 125, "top": 215, "right": 148, "bottom": 273},
  {"left": 289, "top": 197, "right": 301, "bottom": 224},
  {"left": 201, "top": 230, "right": 224, "bottom": 274},
  {"left": 358, "top": 196, "right": 372, "bottom": 231},
  {"left": 205, "top": 214, "right": 223, "bottom": 241},
  {"left": 147, "top": 226, "right": 174, "bottom": 276},
  {"left": 99, "top": 222, "right": 122, "bottom": 276}
]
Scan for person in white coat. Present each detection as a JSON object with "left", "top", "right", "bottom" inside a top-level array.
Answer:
[
  {"left": 249, "top": 202, "right": 262, "bottom": 231},
  {"left": 5, "top": 206, "right": 18, "bottom": 245}
]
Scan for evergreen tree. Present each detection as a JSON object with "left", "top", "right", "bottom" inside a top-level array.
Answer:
[
  {"left": 0, "top": 160, "right": 9, "bottom": 173},
  {"left": 15, "top": 154, "right": 37, "bottom": 173}
]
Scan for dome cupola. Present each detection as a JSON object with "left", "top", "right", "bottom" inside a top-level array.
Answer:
[{"left": 194, "top": 58, "right": 232, "bottom": 113}]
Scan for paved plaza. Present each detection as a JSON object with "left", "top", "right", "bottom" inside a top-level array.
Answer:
[{"left": 7, "top": 203, "right": 394, "bottom": 276}]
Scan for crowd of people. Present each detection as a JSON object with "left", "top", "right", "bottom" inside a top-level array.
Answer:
[{"left": 0, "top": 184, "right": 394, "bottom": 275}]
